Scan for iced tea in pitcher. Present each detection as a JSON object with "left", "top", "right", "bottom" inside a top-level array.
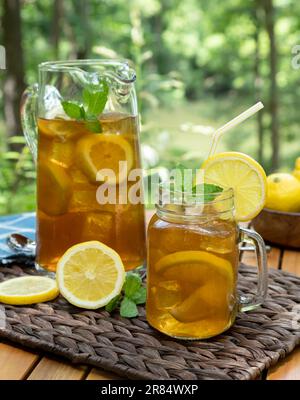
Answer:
[{"left": 21, "top": 60, "right": 146, "bottom": 272}]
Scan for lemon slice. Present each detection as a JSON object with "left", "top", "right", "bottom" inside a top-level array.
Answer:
[
  {"left": 56, "top": 241, "right": 125, "bottom": 309},
  {"left": 0, "top": 276, "right": 59, "bottom": 305},
  {"left": 155, "top": 250, "right": 233, "bottom": 284},
  {"left": 76, "top": 134, "right": 133, "bottom": 184},
  {"left": 154, "top": 250, "right": 234, "bottom": 323},
  {"left": 170, "top": 283, "right": 231, "bottom": 323},
  {"left": 38, "top": 162, "right": 72, "bottom": 216},
  {"left": 38, "top": 119, "right": 85, "bottom": 140},
  {"left": 201, "top": 152, "right": 267, "bottom": 221}
]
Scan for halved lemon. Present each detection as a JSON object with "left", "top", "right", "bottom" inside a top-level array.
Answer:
[
  {"left": 76, "top": 134, "right": 133, "bottom": 185},
  {"left": 200, "top": 152, "right": 267, "bottom": 221},
  {"left": 38, "top": 161, "right": 72, "bottom": 216},
  {"left": 56, "top": 241, "right": 125, "bottom": 309},
  {"left": 0, "top": 276, "right": 59, "bottom": 305}
]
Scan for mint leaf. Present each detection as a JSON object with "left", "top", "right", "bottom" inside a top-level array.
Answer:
[
  {"left": 60, "top": 79, "right": 109, "bottom": 134},
  {"left": 61, "top": 101, "right": 84, "bottom": 120},
  {"left": 131, "top": 286, "right": 146, "bottom": 304},
  {"left": 105, "top": 294, "right": 122, "bottom": 313},
  {"left": 192, "top": 183, "right": 223, "bottom": 202},
  {"left": 85, "top": 116, "right": 102, "bottom": 133},
  {"left": 124, "top": 273, "right": 142, "bottom": 299},
  {"left": 120, "top": 296, "right": 138, "bottom": 318},
  {"left": 83, "top": 81, "right": 109, "bottom": 116}
]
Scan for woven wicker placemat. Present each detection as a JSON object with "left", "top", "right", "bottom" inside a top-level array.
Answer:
[{"left": 0, "top": 264, "right": 299, "bottom": 380}]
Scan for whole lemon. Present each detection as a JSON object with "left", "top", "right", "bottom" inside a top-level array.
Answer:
[
  {"left": 292, "top": 157, "right": 300, "bottom": 181},
  {"left": 265, "top": 173, "right": 300, "bottom": 212}
]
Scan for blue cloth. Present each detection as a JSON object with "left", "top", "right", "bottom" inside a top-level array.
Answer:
[{"left": 0, "top": 213, "right": 36, "bottom": 258}]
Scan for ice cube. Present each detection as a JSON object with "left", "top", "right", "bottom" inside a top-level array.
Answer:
[
  {"left": 69, "top": 189, "right": 99, "bottom": 212},
  {"left": 152, "top": 280, "right": 183, "bottom": 311},
  {"left": 49, "top": 140, "right": 75, "bottom": 168},
  {"left": 82, "top": 212, "right": 115, "bottom": 244}
]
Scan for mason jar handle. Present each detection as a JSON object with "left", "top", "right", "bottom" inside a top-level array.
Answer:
[
  {"left": 20, "top": 83, "right": 39, "bottom": 163},
  {"left": 238, "top": 227, "right": 268, "bottom": 312}
]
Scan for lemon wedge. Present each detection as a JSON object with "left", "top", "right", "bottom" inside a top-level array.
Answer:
[
  {"left": 0, "top": 276, "right": 59, "bottom": 305},
  {"left": 56, "top": 241, "right": 125, "bottom": 309},
  {"left": 76, "top": 134, "right": 133, "bottom": 184},
  {"left": 201, "top": 152, "right": 267, "bottom": 221},
  {"left": 38, "top": 161, "right": 72, "bottom": 216}
]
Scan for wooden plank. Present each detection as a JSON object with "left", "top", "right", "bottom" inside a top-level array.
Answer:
[
  {"left": 28, "top": 356, "right": 87, "bottom": 380},
  {"left": 267, "top": 250, "right": 300, "bottom": 380},
  {"left": 241, "top": 247, "right": 281, "bottom": 269},
  {"left": 0, "top": 342, "right": 39, "bottom": 380},
  {"left": 86, "top": 368, "right": 122, "bottom": 380},
  {"left": 281, "top": 250, "right": 300, "bottom": 275},
  {"left": 267, "top": 348, "right": 300, "bottom": 380}
]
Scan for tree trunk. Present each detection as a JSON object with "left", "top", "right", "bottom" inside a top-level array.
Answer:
[
  {"left": 264, "top": 0, "right": 279, "bottom": 171},
  {"left": 2, "top": 0, "right": 25, "bottom": 146},
  {"left": 77, "top": 0, "right": 90, "bottom": 59},
  {"left": 52, "top": 0, "right": 64, "bottom": 59},
  {"left": 254, "top": 3, "right": 264, "bottom": 164}
]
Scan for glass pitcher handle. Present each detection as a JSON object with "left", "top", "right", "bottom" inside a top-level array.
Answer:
[
  {"left": 238, "top": 227, "right": 268, "bottom": 312},
  {"left": 20, "top": 83, "right": 39, "bottom": 163}
]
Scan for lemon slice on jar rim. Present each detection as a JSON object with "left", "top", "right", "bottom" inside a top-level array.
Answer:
[{"left": 200, "top": 152, "right": 267, "bottom": 222}]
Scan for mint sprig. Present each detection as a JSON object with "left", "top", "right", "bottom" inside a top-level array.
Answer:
[
  {"left": 105, "top": 272, "right": 146, "bottom": 318},
  {"left": 171, "top": 164, "right": 223, "bottom": 202},
  {"left": 61, "top": 80, "right": 109, "bottom": 133},
  {"left": 192, "top": 183, "right": 223, "bottom": 202}
]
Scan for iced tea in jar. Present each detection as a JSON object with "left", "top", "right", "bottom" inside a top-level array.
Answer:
[
  {"left": 146, "top": 184, "right": 268, "bottom": 339},
  {"left": 21, "top": 60, "right": 146, "bottom": 272}
]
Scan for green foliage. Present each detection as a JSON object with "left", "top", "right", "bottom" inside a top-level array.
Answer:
[
  {"left": 1, "top": 0, "right": 300, "bottom": 214},
  {"left": 0, "top": 134, "right": 36, "bottom": 214}
]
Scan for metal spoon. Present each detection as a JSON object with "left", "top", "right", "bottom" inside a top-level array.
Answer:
[{"left": 6, "top": 233, "right": 36, "bottom": 255}]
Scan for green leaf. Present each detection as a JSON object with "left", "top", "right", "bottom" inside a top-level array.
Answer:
[
  {"left": 83, "top": 81, "right": 109, "bottom": 116},
  {"left": 120, "top": 296, "right": 138, "bottom": 318},
  {"left": 8, "top": 136, "right": 26, "bottom": 144},
  {"left": 82, "top": 87, "right": 91, "bottom": 106},
  {"left": 192, "top": 183, "right": 223, "bottom": 202},
  {"left": 85, "top": 116, "right": 102, "bottom": 133},
  {"left": 61, "top": 101, "right": 84, "bottom": 120},
  {"left": 124, "top": 273, "right": 142, "bottom": 299},
  {"left": 131, "top": 286, "right": 146, "bottom": 304},
  {"left": 105, "top": 294, "right": 122, "bottom": 313}
]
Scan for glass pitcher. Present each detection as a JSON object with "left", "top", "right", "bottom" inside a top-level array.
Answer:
[
  {"left": 21, "top": 60, "right": 146, "bottom": 272},
  {"left": 146, "top": 184, "right": 268, "bottom": 339}
]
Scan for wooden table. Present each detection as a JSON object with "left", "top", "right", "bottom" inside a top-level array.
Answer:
[{"left": 0, "top": 213, "right": 299, "bottom": 380}]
